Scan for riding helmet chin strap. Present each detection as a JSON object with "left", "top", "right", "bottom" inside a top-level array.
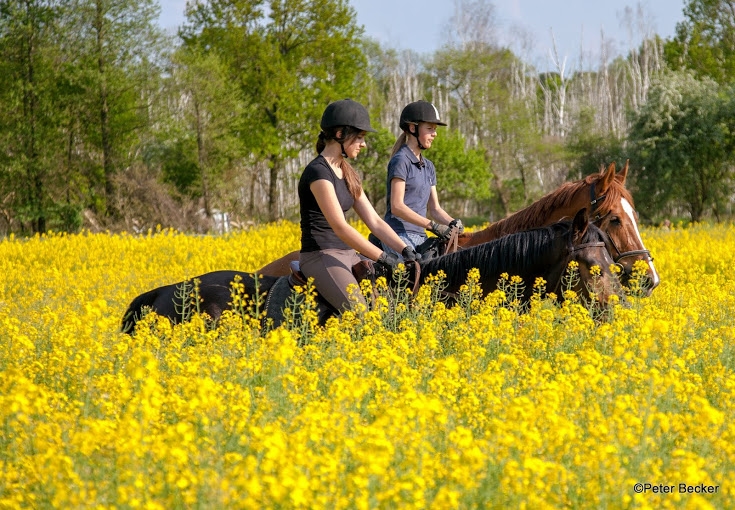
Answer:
[
  {"left": 410, "top": 123, "right": 427, "bottom": 151},
  {"left": 336, "top": 130, "right": 348, "bottom": 158}
]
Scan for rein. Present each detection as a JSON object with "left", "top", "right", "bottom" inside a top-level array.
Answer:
[
  {"left": 589, "top": 181, "right": 653, "bottom": 266},
  {"left": 410, "top": 260, "right": 422, "bottom": 295},
  {"left": 445, "top": 228, "right": 460, "bottom": 254}
]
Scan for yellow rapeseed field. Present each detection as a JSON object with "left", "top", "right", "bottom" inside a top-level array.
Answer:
[{"left": 1, "top": 221, "right": 734, "bottom": 509}]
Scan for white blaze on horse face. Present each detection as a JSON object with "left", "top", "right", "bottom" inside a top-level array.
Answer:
[{"left": 621, "top": 198, "right": 660, "bottom": 288}]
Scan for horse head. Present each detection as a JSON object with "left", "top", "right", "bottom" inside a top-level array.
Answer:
[
  {"left": 584, "top": 161, "right": 660, "bottom": 296},
  {"left": 561, "top": 208, "right": 625, "bottom": 308}
]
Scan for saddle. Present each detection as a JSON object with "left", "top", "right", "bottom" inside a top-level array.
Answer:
[{"left": 287, "top": 259, "right": 377, "bottom": 288}]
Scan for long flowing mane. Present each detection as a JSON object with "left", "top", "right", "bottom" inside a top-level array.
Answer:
[
  {"left": 466, "top": 172, "right": 635, "bottom": 243},
  {"left": 421, "top": 222, "right": 572, "bottom": 287}
]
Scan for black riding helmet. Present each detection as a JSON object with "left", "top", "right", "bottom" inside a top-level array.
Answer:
[
  {"left": 320, "top": 99, "right": 376, "bottom": 133},
  {"left": 399, "top": 100, "right": 447, "bottom": 131},
  {"left": 399, "top": 100, "right": 446, "bottom": 150}
]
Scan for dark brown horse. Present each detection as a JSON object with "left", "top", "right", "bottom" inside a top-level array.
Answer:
[
  {"left": 257, "top": 161, "right": 659, "bottom": 295},
  {"left": 122, "top": 209, "right": 623, "bottom": 334}
]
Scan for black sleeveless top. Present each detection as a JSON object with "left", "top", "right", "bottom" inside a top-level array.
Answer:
[{"left": 299, "top": 155, "right": 354, "bottom": 252}]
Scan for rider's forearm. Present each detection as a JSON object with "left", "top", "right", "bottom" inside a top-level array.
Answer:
[
  {"left": 427, "top": 204, "right": 454, "bottom": 226},
  {"left": 391, "top": 202, "right": 432, "bottom": 230}
]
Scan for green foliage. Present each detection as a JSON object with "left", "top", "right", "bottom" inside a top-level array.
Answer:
[
  {"left": 0, "top": 0, "right": 64, "bottom": 233},
  {"left": 160, "top": 138, "right": 200, "bottom": 195},
  {"left": 628, "top": 69, "right": 735, "bottom": 221},
  {"left": 0, "top": 0, "right": 165, "bottom": 232},
  {"left": 154, "top": 47, "right": 245, "bottom": 206},
  {"left": 68, "top": 0, "right": 165, "bottom": 216},
  {"left": 664, "top": 0, "right": 735, "bottom": 84},
  {"left": 429, "top": 129, "right": 492, "bottom": 203},
  {"left": 181, "top": 0, "right": 368, "bottom": 220},
  {"left": 566, "top": 107, "right": 626, "bottom": 180}
]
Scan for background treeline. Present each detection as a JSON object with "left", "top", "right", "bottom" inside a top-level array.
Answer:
[{"left": 2, "top": 0, "right": 735, "bottom": 235}]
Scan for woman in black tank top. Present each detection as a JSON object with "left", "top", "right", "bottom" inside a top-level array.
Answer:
[{"left": 298, "top": 99, "right": 421, "bottom": 313}]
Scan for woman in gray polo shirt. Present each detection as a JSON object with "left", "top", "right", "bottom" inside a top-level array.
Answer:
[
  {"left": 298, "top": 99, "right": 420, "bottom": 313},
  {"left": 383, "top": 101, "right": 464, "bottom": 257}
]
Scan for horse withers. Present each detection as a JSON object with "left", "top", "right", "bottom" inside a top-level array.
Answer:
[{"left": 121, "top": 208, "right": 623, "bottom": 335}]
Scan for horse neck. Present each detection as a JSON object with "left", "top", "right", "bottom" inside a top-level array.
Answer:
[
  {"left": 434, "top": 227, "right": 571, "bottom": 296},
  {"left": 459, "top": 182, "right": 589, "bottom": 248}
]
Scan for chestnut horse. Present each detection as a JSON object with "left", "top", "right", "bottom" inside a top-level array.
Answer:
[{"left": 257, "top": 161, "right": 659, "bottom": 295}]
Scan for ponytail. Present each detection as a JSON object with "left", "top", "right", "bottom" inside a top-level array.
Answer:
[
  {"left": 315, "top": 126, "right": 363, "bottom": 200},
  {"left": 390, "top": 132, "right": 408, "bottom": 158},
  {"left": 340, "top": 159, "right": 362, "bottom": 201},
  {"left": 316, "top": 131, "right": 327, "bottom": 154}
]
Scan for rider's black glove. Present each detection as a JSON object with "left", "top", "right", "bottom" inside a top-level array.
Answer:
[
  {"left": 449, "top": 218, "right": 464, "bottom": 234},
  {"left": 377, "top": 251, "right": 400, "bottom": 270},
  {"left": 401, "top": 246, "right": 421, "bottom": 263},
  {"left": 429, "top": 221, "right": 452, "bottom": 240}
]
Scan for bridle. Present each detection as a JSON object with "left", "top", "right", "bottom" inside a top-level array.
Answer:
[
  {"left": 551, "top": 234, "right": 609, "bottom": 297},
  {"left": 589, "top": 182, "right": 653, "bottom": 267}
]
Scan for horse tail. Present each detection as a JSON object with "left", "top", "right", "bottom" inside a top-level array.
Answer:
[{"left": 121, "top": 287, "right": 160, "bottom": 334}]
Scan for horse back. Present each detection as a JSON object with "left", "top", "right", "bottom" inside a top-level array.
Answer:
[{"left": 121, "top": 270, "right": 279, "bottom": 334}]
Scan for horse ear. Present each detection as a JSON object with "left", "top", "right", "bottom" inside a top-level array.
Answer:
[
  {"left": 617, "top": 159, "right": 629, "bottom": 185},
  {"left": 598, "top": 162, "right": 616, "bottom": 192},
  {"left": 572, "top": 208, "right": 589, "bottom": 241}
]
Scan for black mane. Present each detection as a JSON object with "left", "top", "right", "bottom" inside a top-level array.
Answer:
[{"left": 420, "top": 221, "right": 577, "bottom": 287}]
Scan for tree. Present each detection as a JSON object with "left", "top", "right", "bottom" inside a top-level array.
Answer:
[
  {"left": 154, "top": 47, "right": 245, "bottom": 217},
  {"left": 664, "top": 0, "right": 735, "bottom": 84},
  {"left": 566, "top": 106, "right": 626, "bottom": 181},
  {"left": 629, "top": 69, "right": 735, "bottom": 221},
  {"left": 428, "top": 129, "right": 491, "bottom": 216},
  {"left": 181, "top": 0, "right": 368, "bottom": 221},
  {"left": 68, "top": 0, "right": 164, "bottom": 218},
  {"left": 0, "top": 0, "right": 62, "bottom": 233}
]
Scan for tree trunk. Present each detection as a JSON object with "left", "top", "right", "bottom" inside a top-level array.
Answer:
[
  {"left": 268, "top": 155, "right": 279, "bottom": 221},
  {"left": 22, "top": 0, "right": 45, "bottom": 233},
  {"left": 194, "top": 96, "right": 211, "bottom": 217},
  {"left": 95, "top": 0, "right": 114, "bottom": 217}
]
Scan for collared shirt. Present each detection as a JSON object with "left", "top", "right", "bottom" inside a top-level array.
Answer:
[{"left": 384, "top": 144, "right": 437, "bottom": 235}]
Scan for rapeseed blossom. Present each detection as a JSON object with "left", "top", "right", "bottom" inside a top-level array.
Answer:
[{"left": 0, "top": 222, "right": 734, "bottom": 508}]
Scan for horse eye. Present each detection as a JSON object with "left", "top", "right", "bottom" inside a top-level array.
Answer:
[{"left": 610, "top": 217, "right": 622, "bottom": 226}]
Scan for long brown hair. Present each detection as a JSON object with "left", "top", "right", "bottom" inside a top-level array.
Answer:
[{"left": 316, "top": 126, "right": 363, "bottom": 200}]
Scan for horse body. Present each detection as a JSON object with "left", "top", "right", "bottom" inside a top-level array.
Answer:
[
  {"left": 122, "top": 271, "right": 277, "bottom": 334},
  {"left": 121, "top": 209, "right": 622, "bottom": 334},
  {"left": 256, "top": 161, "right": 659, "bottom": 295}
]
